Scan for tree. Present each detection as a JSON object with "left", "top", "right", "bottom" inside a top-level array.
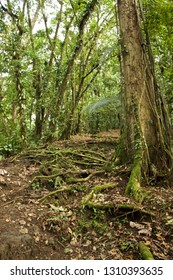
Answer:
[
  {"left": 1, "top": 0, "right": 28, "bottom": 148},
  {"left": 145, "top": 0, "right": 173, "bottom": 123},
  {"left": 0, "top": 0, "right": 120, "bottom": 147},
  {"left": 46, "top": 0, "right": 99, "bottom": 139},
  {"left": 117, "top": 0, "right": 172, "bottom": 201},
  {"left": 59, "top": 4, "right": 118, "bottom": 139}
]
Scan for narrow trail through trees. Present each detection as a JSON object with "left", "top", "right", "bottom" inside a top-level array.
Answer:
[{"left": 0, "top": 130, "right": 172, "bottom": 260}]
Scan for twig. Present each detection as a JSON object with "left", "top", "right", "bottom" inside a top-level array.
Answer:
[{"left": 38, "top": 186, "right": 71, "bottom": 203}]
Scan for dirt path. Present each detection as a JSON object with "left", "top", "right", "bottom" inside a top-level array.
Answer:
[{"left": 0, "top": 130, "right": 172, "bottom": 259}]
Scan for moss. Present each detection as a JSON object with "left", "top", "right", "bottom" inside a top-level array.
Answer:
[
  {"left": 93, "top": 183, "right": 117, "bottom": 193},
  {"left": 82, "top": 183, "right": 116, "bottom": 206},
  {"left": 105, "top": 133, "right": 127, "bottom": 171},
  {"left": 139, "top": 242, "right": 154, "bottom": 260},
  {"left": 78, "top": 209, "right": 107, "bottom": 235},
  {"left": 82, "top": 199, "right": 154, "bottom": 216},
  {"left": 85, "top": 201, "right": 113, "bottom": 210},
  {"left": 81, "top": 191, "right": 94, "bottom": 206},
  {"left": 78, "top": 218, "right": 93, "bottom": 231},
  {"left": 79, "top": 217, "right": 107, "bottom": 235},
  {"left": 125, "top": 159, "right": 146, "bottom": 203},
  {"left": 66, "top": 177, "right": 77, "bottom": 183}
]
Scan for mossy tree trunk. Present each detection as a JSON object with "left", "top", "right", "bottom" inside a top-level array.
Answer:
[
  {"left": 47, "top": 0, "right": 98, "bottom": 139},
  {"left": 2, "top": 2, "right": 27, "bottom": 148},
  {"left": 117, "top": 0, "right": 172, "bottom": 199}
]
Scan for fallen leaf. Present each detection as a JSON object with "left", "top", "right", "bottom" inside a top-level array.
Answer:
[
  {"left": 34, "top": 236, "right": 40, "bottom": 242},
  {"left": 67, "top": 227, "right": 73, "bottom": 234},
  {"left": 165, "top": 219, "right": 173, "bottom": 225},
  {"left": 83, "top": 240, "right": 92, "bottom": 247},
  {"left": 0, "top": 169, "right": 8, "bottom": 175},
  {"left": 19, "top": 227, "right": 28, "bottom": 234},
  {"left": 138, "top": 228, "right": 151, "bottom": 236},
  {"left": 19, "top": 220, "right": 26, "bottom": 225},
  {"left": 49, "top": 204, "right": 59, "bottom": 211},
  {"left": 70, "top": 238, "right": 78, "bottom": 246},
  {"left": 59, "top": 206, "right": 66, "bottom": 212},
  {"left": 130, "top": 221, "right": 144, "bottom": 229},
  {"left": 64, "top": 247, "right": 73, "bottom": 253},
  {"left": 67, "top": 210, "right": 73, "bottom": 217}
]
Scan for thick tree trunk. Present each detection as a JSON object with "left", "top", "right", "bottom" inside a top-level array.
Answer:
[{"left": 117, "top": 0, "right": 172, "bottom": 200}]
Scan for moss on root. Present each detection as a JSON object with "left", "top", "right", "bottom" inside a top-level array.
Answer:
[
  {"left": 82, "top": 183, "right": 116, "bottom": 206},
  {"left": 125, "top": 159, "right": 147, "bottom": 203},
  {"left": 139, "top": 242, "right": 154, "bottom": 260}
]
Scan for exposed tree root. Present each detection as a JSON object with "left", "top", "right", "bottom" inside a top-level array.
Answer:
[
  {"left": 83, "top": 201, "right": 153, "bottom": 216},
  {"left": 125, "top": 159, "right": 147, "bottom": 203},
  {"left": 31, "top": 169, "right": 105, "bottom": 189},
  {"left": 13, "top": 146, "right": 106, "bottom": 167},
  {"left": 82, "top": 182, "right": 154, "bottom": 216},
  {"left": 82, "top": 183, "right": 116, "bottom": 205},
  {"left": 66, "top": 170, "right": 104, "bottom": 183},
  {"left": 17, "top": 145, "right": 149, "bottom": 213},
  {"left": 26, "top": 145, "right": 107, "bottom": 190},
  {"left": 38, "top": 186, "right": 72, "bottom": 203},
  {"left": 139, "top": 242, "right": 154, "bottom": 260},
  {"left": 61, "top": 149, "right": 106, "bottom": 163}
]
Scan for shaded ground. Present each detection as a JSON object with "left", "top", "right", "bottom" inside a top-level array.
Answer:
[{"left": 0, "top": 130, "right": 172, "bottom": 260}]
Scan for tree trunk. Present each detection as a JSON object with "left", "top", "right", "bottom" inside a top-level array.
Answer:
[
  {"left": 13, "top": 50, "right": 27, "bottom": 149},
  {"left": 117, "top": 0, "right": 172, "bottom": 200},
  {"left": 47, "top": 0, "right": 98, "bottom": 139},
  {"left": 27, "top": 1, "right": 44, "bottom": 141},
  {"left": 2, "top": 2, "right": 27, "bottom": 148}
]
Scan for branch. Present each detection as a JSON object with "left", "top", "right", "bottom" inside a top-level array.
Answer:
[
  {"left": 1, "top": 1, "right": 18, "bottom": 19},
  {"left": 1, "top": 0, "right": 24, "bottom": 35},
  {"left": 48, "top": 2, "right": 63, "bottom": 66},
  {"left": 31, "top": 3, "right": 41, "bottom": 30},
  {"left": 55, "top": 0, "right": 98, "bottom": 112}
]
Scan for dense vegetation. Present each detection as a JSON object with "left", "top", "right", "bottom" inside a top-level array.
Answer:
[
  {"left": 0, "top": 0, "right": 119, "bottom": 150},
  {"left": 0, "top": 0, "right": 172, "bottom": 151},
  {"left": 0, "top": 0, "right": 173, "bottom": 261}
]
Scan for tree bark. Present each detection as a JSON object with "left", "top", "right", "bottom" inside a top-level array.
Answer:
[{"left": 117, "top": 0, "right": 172, "bottom": 199}]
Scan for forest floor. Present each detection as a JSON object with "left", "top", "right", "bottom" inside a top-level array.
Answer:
[{"left": 0, "top": 130, "right": 173, "bottom": 260}]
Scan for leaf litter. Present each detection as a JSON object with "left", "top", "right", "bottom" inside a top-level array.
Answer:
[{"left": 0, "top": 130, "right": 172, "bottom": 260}]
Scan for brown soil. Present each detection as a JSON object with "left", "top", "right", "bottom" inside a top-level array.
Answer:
[{"left": 0, "top": 130, "right": 172, "bottom": 260}]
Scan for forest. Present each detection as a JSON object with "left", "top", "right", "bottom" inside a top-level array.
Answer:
[{"left": 0, "top": 0, "right": 173, "bottom": 260}]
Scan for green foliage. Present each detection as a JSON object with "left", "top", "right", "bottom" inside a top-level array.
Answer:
[
  {"left": 144, "top": 0, "right": 173, "bottom": 121},
  {"left": 120, "top": 241, "right": 135, "bottom": 251},
  {"left": 0, "top": 0, "right": 120, "bottom": 145},
  {"left": 78, "top": 209, "right": 107, "bottom": 235},
  {"left": 81, "top": 96, "right": 121, "bottom": 133},
  {"left": 0, "top": 0, "right": 172, "bottom": 147},
  {"left": 32, "top": 181, "right": 41, "bottom": 190},
  {"left": 0, "top": 136, "right": 21, "bottom": 158}
]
